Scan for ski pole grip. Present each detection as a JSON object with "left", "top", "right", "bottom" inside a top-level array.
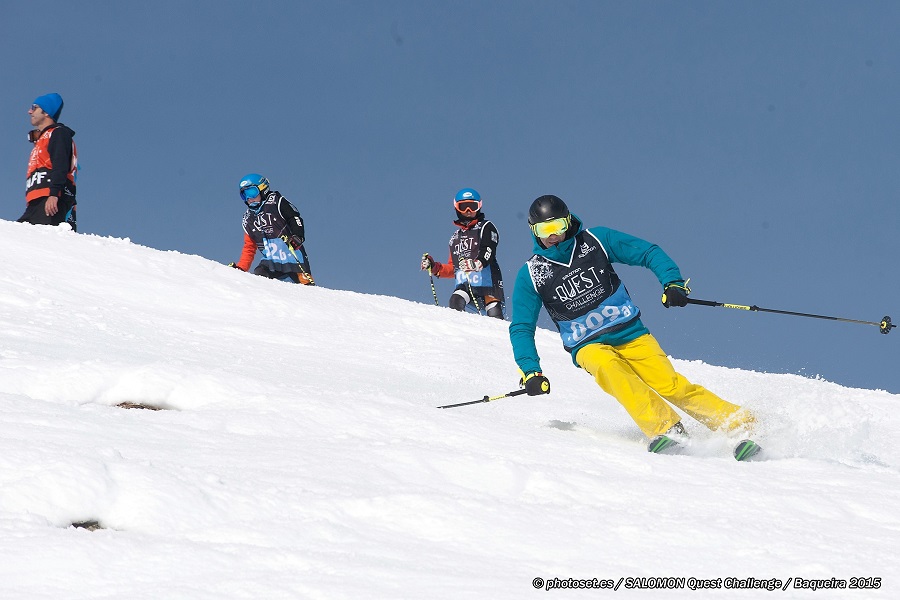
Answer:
[{"left": 685, "top": 298, "right": 721, "bottom": 307}]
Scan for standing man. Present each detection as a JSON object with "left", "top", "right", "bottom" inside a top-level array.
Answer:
[
  {"left": 508, "top": 195, "right": 759, "bottom": 458},
  {"left": 230, "top": 173, "right": 314, "bottom": 285},
  {"left": 21, "top": 93, "right": 78, "bottom": 230},
  {"left": 421, "top": 188, "right": 505, "bottom": 319}
]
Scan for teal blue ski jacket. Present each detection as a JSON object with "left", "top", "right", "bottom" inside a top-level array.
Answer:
[{"left": 509, "top": 215, "right": 684, "bottom": 375}]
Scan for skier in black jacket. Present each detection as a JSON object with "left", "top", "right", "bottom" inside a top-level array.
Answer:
[
  {"left": 230, "top": 174, "right": 314, "bottom": 285},
  {"left": 421, "top": 188, "right": 504, "bottom": 318}
]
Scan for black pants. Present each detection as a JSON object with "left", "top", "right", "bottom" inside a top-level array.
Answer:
[
  {"left": 253, "top": 264, "right": 315, "bottom": 285},
  {"left": 449, "top": 289, "right": 504, "bottom": 319},
  {"left": 18, "top": 197, "right": 77, "bottom": 231}
]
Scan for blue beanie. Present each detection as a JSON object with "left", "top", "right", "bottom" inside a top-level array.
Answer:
[{"left": 33, "top": 93, "right": 64, "bottom": 121}]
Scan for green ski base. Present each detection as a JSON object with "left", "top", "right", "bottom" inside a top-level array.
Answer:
[
  {"left": 733, "top": 439, "right": 763, "bottom": 461},
  {"left": 647, "top": 434, "right": 683, "bottom": 455},
  {"left": 647, "top": 436, "right": 764, "bottom": 461}
]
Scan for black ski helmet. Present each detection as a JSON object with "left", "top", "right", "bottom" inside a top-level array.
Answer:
[{"left": 528, "top": 195, "right": 570, "bottom": 224}]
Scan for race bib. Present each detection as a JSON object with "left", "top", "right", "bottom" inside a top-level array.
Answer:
[
  {"left": 261, "top": 237, "right": 299, "bottom": 265},
  {"left": 456, "top": 269, "right": 493, "bottom": 287},
  {"left": 557, "top": 285, "right": 638, "bottom": 347}
]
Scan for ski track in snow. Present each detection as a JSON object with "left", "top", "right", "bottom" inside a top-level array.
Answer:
[{"left": 1, "top": 221, "right": 897, "bottom": 599}]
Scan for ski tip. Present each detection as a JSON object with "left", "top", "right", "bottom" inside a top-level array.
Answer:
[
  {"left": 733, "top": 439, "right": 763, "bottom": 462},
  {"left": 648, "top": 434, "right": 683, "bottom": 455}
]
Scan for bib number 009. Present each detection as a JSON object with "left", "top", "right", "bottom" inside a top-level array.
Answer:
[{"left": 570, "top": 305, "right": 633, "bottom": 343}]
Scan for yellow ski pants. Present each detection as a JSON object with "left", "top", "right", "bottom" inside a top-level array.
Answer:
[{"left": 575, "top": 334, "right": 754, "bottom": 438}]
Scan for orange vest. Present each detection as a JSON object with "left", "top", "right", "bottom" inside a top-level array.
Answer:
[{"left": 26, "top": 125, "right": 77, "bottom": 202}]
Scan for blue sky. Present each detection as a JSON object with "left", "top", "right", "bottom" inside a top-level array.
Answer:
[{"left": 3, "top": 0, "right": 898, "bottom": 392}]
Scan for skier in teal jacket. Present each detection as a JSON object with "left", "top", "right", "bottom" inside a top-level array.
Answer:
[{"left": 509, "top": 195, "right": 757, "bottom": 455}]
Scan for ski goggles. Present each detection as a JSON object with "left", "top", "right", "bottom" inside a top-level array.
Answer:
[
  {"left": 455, "top": 200, "right": 481, "bottom": 215},
  {"left": 530, "top": 215, "right": 571, "bottom": 238},
  {"left": 240, "top": 184, "right": 265, "bottom": 202}
]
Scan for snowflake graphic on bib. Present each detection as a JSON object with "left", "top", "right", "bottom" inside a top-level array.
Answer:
[{"left": 528, "top": 260, "right": 554, "bottom": 288}]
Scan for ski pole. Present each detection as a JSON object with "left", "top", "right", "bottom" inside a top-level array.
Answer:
[
  {"left": 686, "top": 298, "right": 895, "bottom": 334},
  {"left": 283, "top": 237, "right": 316, "bottom": 285},
  {"left": 427, "top": 268, "right": 439, "bottom": 305},
  {"left": 465, "top": 273, "right": 483, "bottom": 315},
  {"left": 422, "top": 253, "right": 440, "bottom": 306},
  {"left": 437, "top": 388, "right": 527, "bottom": 409}
]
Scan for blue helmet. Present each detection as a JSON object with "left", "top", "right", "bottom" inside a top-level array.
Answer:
[
  {"left": 239, "top": 173, "right": 270, "bottom": 209},
  {"left": 453, "top": 188, "right": 482, "bottom": 217}
]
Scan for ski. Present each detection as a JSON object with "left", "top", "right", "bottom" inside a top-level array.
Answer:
[
  {"left": 733, "top": 439, "right": 763, "bottom": 462},
  {"left": 647, "top": 434, "right": 684, "bottom": 455},
  {"left": 648, "top": 422, "right": 688, "bottom": 455},
  {"left": 564, "top": 422, "right": 764, "bottom": 461},
  {"left": 647, "top": 435, "right": 764, "bottom": 461}
]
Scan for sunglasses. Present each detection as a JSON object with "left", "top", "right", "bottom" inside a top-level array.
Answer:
[
  {"left": 530, "top": 216, "right": 571, "bottom": 238},
  {"left": 30, "top": 104, "right": 41, "bottom": 112},
  {"left": 455, "top": 200, "right": 481, "bottom": 214}
]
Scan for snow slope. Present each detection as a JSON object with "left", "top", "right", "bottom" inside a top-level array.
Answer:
[{"left": 1, "top": 221, "right": 897, "bottom": 599}]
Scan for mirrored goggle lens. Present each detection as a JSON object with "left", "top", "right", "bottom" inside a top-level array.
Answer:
[
  {"left": 241, "top": 186, "right": 261, "bottom": 201},
  {"left": 456, "top": 200, "right": 480, "bottom": 213},
  {"left": 531, "top": 216, "right": 570, "bottom": 238}
]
